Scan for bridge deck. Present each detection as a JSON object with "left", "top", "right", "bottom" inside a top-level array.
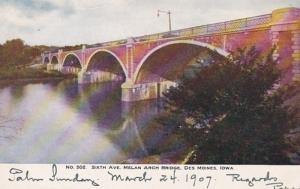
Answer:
[{"left": 43, "top": 13, "right": 272, "bottom": 55}]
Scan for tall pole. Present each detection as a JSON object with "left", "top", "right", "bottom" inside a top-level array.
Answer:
[
  {"left": 157, "top": 10, "right": 172, "bottom": 32},
  {"left": 168, "top": 11, "right": 171, "bottom": 31}
]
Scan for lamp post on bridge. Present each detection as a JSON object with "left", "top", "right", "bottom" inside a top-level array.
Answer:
[{"left": 157, "top": 9, "right": 172, "bottom": 32}]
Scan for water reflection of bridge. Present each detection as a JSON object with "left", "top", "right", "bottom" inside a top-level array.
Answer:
[{"left": 73, "top": 81, "right": 168, "bottom": 159}]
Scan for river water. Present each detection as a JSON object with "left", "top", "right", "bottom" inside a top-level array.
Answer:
[{"left": 0, "top": 79, "right": 181, "bottom": 163}]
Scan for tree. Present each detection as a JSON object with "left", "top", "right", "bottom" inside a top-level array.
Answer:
[
  {"left": 158, "top": 47, "right": 298, "bottom": 164},
  {"left": 0, "top": 39, "right": 42, "bottom": 67},
  {"left": 1, "top": 39, "right": 25, "bottom": 66}
]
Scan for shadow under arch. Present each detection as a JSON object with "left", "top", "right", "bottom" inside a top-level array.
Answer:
[
  {"left": 85, "top": 49, "right": 128, "bottom": 81},
  {"left": 51, "top": 56, "right": 59, "bottom": 64},
  {"left": 44, "top": 57, "right": 50, "bottom": 64},
  {"left": 132, "top": 40, "right": 229, "bottom": 84},
  {"left": 62, "top": 53, "right": 82, "bottom": 68}
]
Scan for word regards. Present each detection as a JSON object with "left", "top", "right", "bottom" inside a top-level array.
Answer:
[{"left": 226, "top": 172, "right": 300, "bottom": 189}]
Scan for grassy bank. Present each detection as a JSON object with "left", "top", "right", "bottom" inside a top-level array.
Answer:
[{"left": 0, "top": 65, "right": 76, "bottom": 81}]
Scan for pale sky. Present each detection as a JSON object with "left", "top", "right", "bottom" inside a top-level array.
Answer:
[{"left": 0, "top": 0, "right": 299, "bottom": 46}]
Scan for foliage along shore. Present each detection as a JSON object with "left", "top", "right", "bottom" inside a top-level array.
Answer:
[
  {"left": 0, "top": 38, "right": 76, "bottom": 82},
  {"left": 0, "top": 66, "right": 76, "bottom": 82}
]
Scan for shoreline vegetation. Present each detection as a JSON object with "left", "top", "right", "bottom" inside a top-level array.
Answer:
[
  {"left": 0, "top": 67, "right": 76, "bottom": 82},
  {"left": 0, "top": 65, "right": 77, "bottom": 86},
  {"left": 0, "top": 38, "right": 76, "bottom": 83}
]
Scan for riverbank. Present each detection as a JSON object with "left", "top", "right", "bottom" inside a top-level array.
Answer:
[{"left": 0, "top": 65, "right": 76, "bottom": 83}]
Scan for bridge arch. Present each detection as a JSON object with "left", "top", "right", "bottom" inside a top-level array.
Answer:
[
  {"left": 62, "top": 53, "right": 82, "bottom": 68},
  {"left": 43, "top": 57, "right": 50, "bottom": 64},
  {"left": 132, "top": 40, "right": 229, "bottom": 84},
  {"left": 50, "top": 56, "right": 59, "bottom": 64},
  {"left": 85, "top": 49, "right": 127, "bottom": 81}
]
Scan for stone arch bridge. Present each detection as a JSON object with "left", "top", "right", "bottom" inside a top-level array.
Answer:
[{"left": 42, "top": 7, "right": 300, "bottom": 101}]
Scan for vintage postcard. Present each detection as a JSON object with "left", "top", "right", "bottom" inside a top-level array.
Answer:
[{"left": 0, "top": 0, "right": 299, "bottom": 188}]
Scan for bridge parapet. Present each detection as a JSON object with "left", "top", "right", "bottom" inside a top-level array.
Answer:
[
  {"left": 43, "top": 7, "right": 299, "bottom": 54},
  {"left": 133, "top": 14, "right": 272, "bottom": 43},
  {"left": 42, "top": 9, "right": 274, "bottom": 56}
]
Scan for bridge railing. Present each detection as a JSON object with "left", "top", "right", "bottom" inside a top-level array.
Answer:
[
  {"left": 134, "top": 14, "right": 272, "bottom": 42},
  {"left": 43, "top": 13, "right": 272, "bottom": 54},
  {"left": 67, "top": 13, "right": 272, "bottom": 48}
]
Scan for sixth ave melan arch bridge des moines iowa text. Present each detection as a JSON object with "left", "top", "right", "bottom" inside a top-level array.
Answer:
[{"left": 42, "top": 7, "right": 300, "bottom": 102}]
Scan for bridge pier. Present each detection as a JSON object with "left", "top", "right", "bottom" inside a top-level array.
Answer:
[
  {"left": 60, "top": 66, "right": 81, "bottom": 74},
  {"left": 121, "top": 80, "right": 176, "bottom": 102},
  {"left": 46, "top": 63, "right": 60, "bottom": 71},
  {"left": 47, "top": 63, "right": 81, "bottom": 75},
  {"left": 78, "top": 70, "right": 124, "bottom": 84}
]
